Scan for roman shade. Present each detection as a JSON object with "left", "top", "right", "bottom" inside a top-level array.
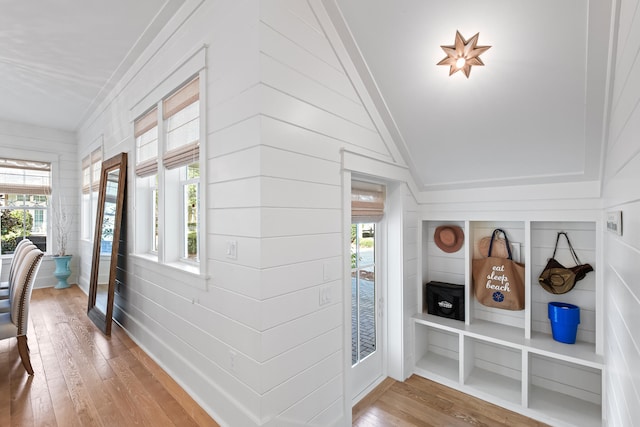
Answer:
[
  {"left": 0, "top": 158, "right": 51, "bottom": 195},
  {"left": 135, "top": 107, "right": 159, "bottom": 177},
  {"left": 351, "top": 180, "right": 385, "bottom": 223},
  {"left": 162, "top": 76, "right": 199, "bottom": 170},
  {"left": 82, "top": 148, "right": 102, "bottom": 194}
]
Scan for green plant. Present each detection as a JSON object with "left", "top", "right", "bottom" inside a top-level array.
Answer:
[
  {"left": 1, "top": 210, "right": 32, "bottom": 254},
  {"left": 187, "top": 231, "right": 198, "bottom": 256}
]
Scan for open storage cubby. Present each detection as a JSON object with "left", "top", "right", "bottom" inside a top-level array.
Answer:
[
  {"left": 527, "top": 352, "right": 602, "bottom": 427},
  {"left": 469, "top": 221, "right": 526, "bottom": 331},
  {"left": 530, "top": 221, "right": 597, "bottom": 349},
  {"left": 414, "top": 218, "right": 603, "bottom": 426},
  {"left": 463, "top": 337, "right": 522, "bottom": 406},
  {"left": 413, "top": 322, "right": 459, "bottom": 384}
]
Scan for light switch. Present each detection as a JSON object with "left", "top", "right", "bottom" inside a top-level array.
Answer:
[{"left": 226, "top": 240, "right": 237, "bottom": 259}]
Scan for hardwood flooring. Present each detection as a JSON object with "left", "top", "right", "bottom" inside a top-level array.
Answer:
[
  {"left": 353, "top": 375, "right": 550, "bottom": 427},
  {"left": 1, "top": 284, "right": 549, "bottom": 427},
  {"left": 0, "top": 285, "right": 219, "bottom": 427}
]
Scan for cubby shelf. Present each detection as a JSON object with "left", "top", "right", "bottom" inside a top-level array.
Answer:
[
  {"left": 465, "top": 365, "right": 522, "bottom": 406},
  {"left": 529, "top": 386, "right": 601, "bottom": 427},
  {"left": 415, "top": 219, "right": 602, "bottom": 426}
]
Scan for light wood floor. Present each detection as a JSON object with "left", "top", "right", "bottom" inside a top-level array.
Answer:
[
  {"left": 0, "top": 285, "right": 220, "bottom": 427},
  {"left": 353, "top": 376, "right": 550, "bottom": 427},
  {"left": 2, "top": 285, "right": 549, "bottom": 427}
]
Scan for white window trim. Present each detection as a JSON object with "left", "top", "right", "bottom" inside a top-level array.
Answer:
[
  {"left": 0, "top": 147, "right": 60, "bottom": 257},
  {"left": 130, "top": 252, "right": 209, "bottom": 290},
  {"left": 80, "top": 139, "right": 103, "bottom": 243},
  {"left": 180, "top": 172, "right": 200, "bottom": 264},
  {"left": 130, "top": 47, "right": 207, "bottom": 283}
]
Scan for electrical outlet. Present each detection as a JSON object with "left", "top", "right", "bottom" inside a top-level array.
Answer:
[{"left": 319, "top": 286, "right": 332, "bottom": 306}]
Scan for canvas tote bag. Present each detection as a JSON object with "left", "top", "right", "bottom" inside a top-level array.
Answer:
[{"left": 472, "top": 229, "right": 525, "bottom": 310}]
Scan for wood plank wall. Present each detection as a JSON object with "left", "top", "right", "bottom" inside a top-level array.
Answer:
[
  {"left": 0, "top": 119, "right": 77, "bottom": 289},
  {"left": 402, "top": 185, "right": 419, "bottom": 379},
  {"left": 602, "top": 0, "right": 640, "bottom": 424},
  {"left": 75, "top": 0, "right": 405, "bottom": 425}
]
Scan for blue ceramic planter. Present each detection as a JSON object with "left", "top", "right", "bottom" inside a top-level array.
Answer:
[{"left": 53, "top": 255, "right": 72, "bottom": 289}]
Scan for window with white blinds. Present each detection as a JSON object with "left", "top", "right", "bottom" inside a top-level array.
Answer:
[
  {"left": 81, "top": 149, "right": 102, "bottom": 240},
  {"left": 0, "top": 157, "right": 52, "bottom": 254},
  {"left": 133, "top": 73, "right": 203, "bottom": 269},
  {"left": 82, "top": 148, "right": 102, "bottom": 194}
]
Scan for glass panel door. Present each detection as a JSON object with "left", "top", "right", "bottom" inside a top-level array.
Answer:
[{"left": 351, "top": 223, "right": 376, "bottom": 365}]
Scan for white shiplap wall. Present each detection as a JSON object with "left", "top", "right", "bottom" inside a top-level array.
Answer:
[
  {"left": 76, "top": 0, "right": 408, "bottom": 425},
  {"left": 601, "top": 0, "right": 640, "bottom": 425},
  {"left": 402, "top": 184, "right": 419, "bottom": 379},
  {"left": 0, "top": 119, "right": 78, "bottom": 289}
]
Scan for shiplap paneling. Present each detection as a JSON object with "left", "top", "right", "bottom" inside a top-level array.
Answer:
[
  {"left": 422, "top": 220, "right": 466, "bottom": 287},
  {"left": 0, "top": 119, "right": 78, "bottom": 289},
  {"left": 602, "top": 0, "right": 640, "bottom": 425},
  {"left": 403, "top": 186, "right": 419, "bottom": 379},
  {"left": 76, "top": 1, "right": 271, "bottom": 425},
  {"left": 74, "top": 0, "right": 404, "bottom": 424}
]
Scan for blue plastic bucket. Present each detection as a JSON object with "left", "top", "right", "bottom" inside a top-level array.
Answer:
[{"left": 548, "top": 302, "right": 580, "bottom": 344}]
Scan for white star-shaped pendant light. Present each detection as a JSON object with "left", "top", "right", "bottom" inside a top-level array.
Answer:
[{"left": 437, "top": 31, "right": 491, "bottom": 78}]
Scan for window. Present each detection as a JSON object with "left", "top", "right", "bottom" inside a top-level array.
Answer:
[
  {"left": 135, "top": 107, "right": 159, "bottom": 253},
  {"left": 351, "top": 222, "right": 376, "bottom": 365},
  {"left": 81, "top": 148, "right": 102, "bottom": 240},
  {"left": 350, "top": 180, "right": 385, "bottom": 367},
  {"left": 0, "top": 158, "right": 51, "bottom": 254},
  {"left": 134, "top": 75, "right": 202, "bottom": 268}
]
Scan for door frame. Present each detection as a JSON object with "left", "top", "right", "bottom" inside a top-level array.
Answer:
[{"left": 342, "top": 159, "right": 409, "bottom": 422}]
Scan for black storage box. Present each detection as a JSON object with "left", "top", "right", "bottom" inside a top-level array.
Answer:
[{"left": 425, "top": 281, "right": 465, "bottom": 321}]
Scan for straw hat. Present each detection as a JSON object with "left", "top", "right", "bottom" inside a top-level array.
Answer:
[{"left": 434, "top": 225, "right": 464, "bottom": 253}]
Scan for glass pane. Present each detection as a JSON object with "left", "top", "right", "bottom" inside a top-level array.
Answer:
[
  {"left": 82, "top": 194, "right": 91, "bottom": 239},
  {"left": 351, "top": 270, "right": 358, "bottom": 365},
  {"left": 166, "top": 102, "right": 199, "bottom": 151},
  {"left": 350, "top": 224, "right": 357, "bottom": 268},
  {"left": 82, "top": 165, "right": 91, "bottom": 188},
  {"left": 152, "top": 188, "right": 159, "bottom": 252},
  {"left": 187, "top": 162, "right": 200, "bottom": 179},
  {"left": 358, "top": 223, "right": 375, "bottom": 266},
  {"left": 6, "top": 194, "right": 24, "bottom": 207},
  {"left": 1, "top": 209, "right": 25, "bottom": 254},
  {"left": 136, "top": 128, "right": 158, "bottom": 163},
  {"left": 0, "top": 207, "right": 47, "bottom": 254},
  {"left": 351, "top": 222, "right": 377, "bottom": 365},
  {"left": 27, "top": 208, "right": 47, "bottom": 252},
  {"left": 184, "top": 182, "right": 198, "bottom": 260},
  {"left": 358, "top": 266, "right": 376, "bottom": 360},
  {"left": 0, "top": 167, "right": 50, "bottom": 189}
]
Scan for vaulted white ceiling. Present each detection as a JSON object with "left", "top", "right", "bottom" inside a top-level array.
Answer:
[
  {"left": 0, "top": 0, "right": 615, "bottom": 192},
  {"left": 332, "top": 0, "right": 614, "bottom": 191},
  {"left": 0, "top": 0, "right": 184, "bottom": 131}
]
